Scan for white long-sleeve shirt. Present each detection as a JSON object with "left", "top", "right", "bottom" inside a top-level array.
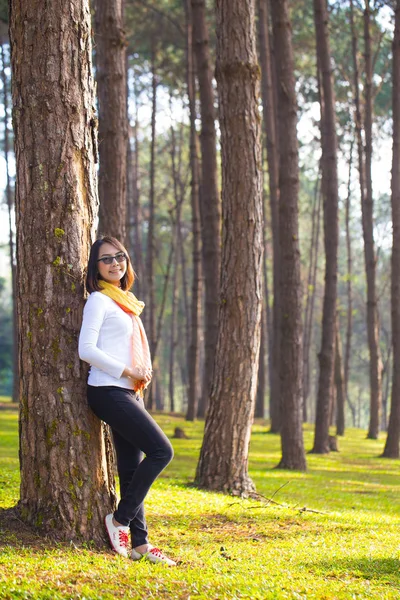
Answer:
[{"left": 78, "top": 291, "right": 135, "bottom": 389}]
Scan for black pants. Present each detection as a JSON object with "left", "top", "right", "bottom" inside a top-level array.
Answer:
[{"left": 87, "top": 385, "right": 174, "bottom": 546}]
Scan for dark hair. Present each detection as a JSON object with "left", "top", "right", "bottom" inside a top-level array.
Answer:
[{"left": 86, "top": 236, "right": 135, "bottom": 294}]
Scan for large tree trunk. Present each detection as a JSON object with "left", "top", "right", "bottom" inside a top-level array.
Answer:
[
  {"left": 195, "top": 0, "right": 263, "bottom": 494},
  {"left": 1, "top": 44, "right": 19, "bottom": 404},
  {"left": 186, "top": 0, "right": 203, "bottom": 422},
  {"left": 10, "top": 0, "right": 116, "bottom": 541},
  {"left": 363, "top": 1, "right": 383, "bottom": 439},
  {"left": 191, "top": 0, "right": 221, "bottom": 419},
  {"left": 382, "top": 0, "right": 400, "bottom": 458},
  {"left": 95, "top": 0, "right": 128, "bottom": 243},
  {"left": 270, "top": 0, "right": 306, "bottom": 471},
  {"left": 258, "top": 0, "right": 281, "bottom": 433},
  {"left": 311, "top": 0, "right": 339, "bottom": 454}
]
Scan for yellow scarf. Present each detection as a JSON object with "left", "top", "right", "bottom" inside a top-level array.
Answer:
[
  {"left": 99, "top": 281, "right": 151, "bottom": 395},
  {"left": 98, "top": 280, "right": 145, "bottom": 316}
]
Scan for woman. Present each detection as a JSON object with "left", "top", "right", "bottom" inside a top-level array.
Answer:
[{"left": 78, "top": 236, "right": 176, "bottom": 565}]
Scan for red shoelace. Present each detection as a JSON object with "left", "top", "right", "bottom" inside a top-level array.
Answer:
[
  {"left": 118, "top": 530, "right": 129, "bottom": 548},
  {"left": 148, "top": 548, "right": 164, "bottom": 558}
]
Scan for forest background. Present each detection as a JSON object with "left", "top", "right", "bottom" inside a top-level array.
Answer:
[{"left": 0, "top": 0, "right": 397, "bottom": 432}]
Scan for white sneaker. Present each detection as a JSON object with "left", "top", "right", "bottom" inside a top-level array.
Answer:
[
  {"left": 105, "top": 514, "right": 130, "bottom": 558},
  {"left": 131, "top": 544, "right": 177, "bottom": 566}
]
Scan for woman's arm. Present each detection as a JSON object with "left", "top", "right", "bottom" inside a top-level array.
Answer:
[{"left": 78, "top": 294, "right": 127, "bottom": 379}]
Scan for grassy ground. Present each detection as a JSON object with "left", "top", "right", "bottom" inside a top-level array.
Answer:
[{"left": 0, "top": 407, "right": 399, "bottom": 599}]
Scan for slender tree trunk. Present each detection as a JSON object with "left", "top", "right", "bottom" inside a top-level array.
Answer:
[
  {"left": 335, "top": 320, "right": 346, "bottom": 436},
  {"left": 191, "top": 0, "right": 221, "bottom": 419},
  {"left": 185, "top": 0, "right": 202, "bottom": 422},
  {"left": 344, "top": 140, "right": 356, "bottom": 425},
  {"left": 169, "top": 124, "right": 181, "bottom": 414},
  {"left": 178, "top": 214, "right": 190, "bottom": 355},
  {"left": 95, "top": 0, "right": 128, "bottom": 243},
  {"left": 1, "top": 44, "right": 18, "bottom": 404},
  {"left": 169, "top": 244, "right": 178, "bottom": 413},
  {"left": 258, "top": 0, "right": 281, "bottom": 433},
  {"left": 350, "top": 0, "right": 368, "bottom": 429},
  {"left": 146, "top": 42, "right": 157, "bottom": 411},
  {"left": 270, "top": 0, "right": 306, "bottom": 471},
  {"left": 304, "top": 186, "right": 322, "bottom": 425},
  {"left": 153, "top": 241, "right": 175, "bottom": 362},
  {"left": 255, "top": 310, "right": 266, "bottom": 419},
  {"left": 196, "top": 0, "right": 263, "bottom": 493},
  {"left": 255, "top": 171, "right": 272, "bottom": 420},
  {"left": 303, "top": 174, "right": 322, "bottom": 421},
  {"left": 10, "top": 0, "right": 116, "bottom": 541},
  {"left": 261, "top": 182, "right": 273, "bottom": 419},
  {"left": 311, "top": 0, "right": 339, "bottom": 454},
  {"left": 382, "top": 0, "right": 400, "bottom": 458},
  {"left": 381, "top": 342, "right": 391, "bottom": 432},
  {"left": 363, "top": 1, "right": 383, "bottom": 439},
  {"left": 330, "top": 331, "right": 337, "bottom": 428},
  {"left": 128, "top": 71, "right": 145, "bottom": 299},
  {"left": 178, "top": 217, "right": 190, "bottom": 406}
]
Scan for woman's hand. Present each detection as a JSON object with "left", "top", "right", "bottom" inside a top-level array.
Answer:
[{"left": 123, "top": 365, "right": 152, "bottom": 383}]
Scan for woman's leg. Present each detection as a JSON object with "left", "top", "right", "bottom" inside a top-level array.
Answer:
[
  {"left": 112, "top": 428, "right": 148, "bottom": 547},
  {"left": 87, "top": 385, "right": 173, "bottom": 528}
]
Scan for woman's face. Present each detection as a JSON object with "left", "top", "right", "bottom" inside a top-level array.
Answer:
[{"left": 97, "top": 242, "right": 127, "bottom": 287}]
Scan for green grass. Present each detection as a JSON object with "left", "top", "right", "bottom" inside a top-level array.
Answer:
[
  {"left": 0, "top": 408, "right": 399, "bottom": 599},
  {"left": 0, "top": 396, "right": 13, "bottom": 404}
]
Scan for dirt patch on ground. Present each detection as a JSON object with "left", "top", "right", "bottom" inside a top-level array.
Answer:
[{"left": 0, "top": 506, "right": 46, "bottom": 548}]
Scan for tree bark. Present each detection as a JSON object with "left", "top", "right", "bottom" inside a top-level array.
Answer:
[
  {"left": 95, "top": 0, "right": 128, "bottom": 243},
  {"left": 191, "top": 0, "right": 221, "bottom": 420},
  {"left": 311, "top": 0, "right": 339, "bottom": 454},
  {"left": 363, "top": 0, "right": 383, "bottom": 439},
  {"left": 270, "top": 0, "right": 306, "bottom": 471},
  {"left": 185, "top": 0, "right": 202, "bottom": 422},
  {"left": 258, "top": 0, "right": 281, "bottom": 433},
  {"left": 382, "top": 0, "right": 400, "bottom": 458},
  {"left": 10, "top": 0, "right": 117, "bottom": 541},
  {"left": 195, "top": 0, "right": 263, "bottom": 494}
]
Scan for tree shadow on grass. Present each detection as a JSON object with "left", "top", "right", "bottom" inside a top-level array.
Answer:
[
  {"left": 0, "top": 506, "right": 49, "bottom": 549},
  {"left": 0, "top": 507, "right": 101, "bottom": 552},
  {"left": 305, "top": 557, "right": 400, "bottom": 587}
]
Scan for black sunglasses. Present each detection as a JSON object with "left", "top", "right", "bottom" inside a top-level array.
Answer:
[{"left": 97, "top": 252, "right": 127, "bottom": 265}]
